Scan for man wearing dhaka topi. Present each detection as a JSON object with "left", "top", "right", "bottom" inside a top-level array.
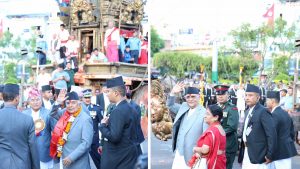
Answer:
[
  {"left": 23, "top": 87, "right": 57, "bottom": 169},
  {"left": 50, "top": 90, "right": 93, "bottom": 169}
]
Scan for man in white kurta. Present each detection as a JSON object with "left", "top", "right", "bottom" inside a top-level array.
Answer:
[
  {"left": 242, "top": 84, "right": 276, "bottom": 169},
  {"left": 58, "top": 24, "right": 70, "bottom": 47},
  {"left": 104, "top": 20, "right": 120, "bottom": 62}
]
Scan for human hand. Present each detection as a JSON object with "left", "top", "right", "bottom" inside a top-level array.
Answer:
[
  {"left": 101, "top": 116, "right": 109, "bottom": 125},
  {"left": 63, "top": 157, "right": 72, "bottom": 166},
  {"left": 171, "top": 82, "right": 185, "bottom": 95},
  {"left": 97, "top": 146, "right": 103, "bottom": 154},
  {"left": 57, "top": 89, "right": 68, "bottom": 104},
  {"left": 264, "top": 156, "right": 272, "bottom": 164}
]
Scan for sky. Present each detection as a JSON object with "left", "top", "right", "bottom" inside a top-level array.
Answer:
[{"left": 149, "top": 0, "right": 300, "bottom": 38}]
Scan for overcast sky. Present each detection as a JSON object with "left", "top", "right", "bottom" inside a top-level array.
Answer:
[{"left": 149, "top": 0, "right": 299, "bottom": 35}]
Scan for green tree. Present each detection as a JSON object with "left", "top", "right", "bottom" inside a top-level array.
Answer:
[
  {"left": 229, "top": 23, "right": 258, "bottom": 58},
  {"left": 218, "top": 55, "right": 259, "bottom": 83},
  {"left": 3, "top": 62, "right": 19, "bottom": 84},
  {"left": 0, "top": 30, "right": 13, "bottom": 47},
  {"left": 151, "top": 26, "right": 164, "bottom": 57},
  {"left": 229, "top": 17, "right": 297, "bottom": 84},
  {"left": 153, "top": 52, "right": 211, "bottom": 78},
  {"left": 153, "top": 52, "right": 258, "bottom": 82}
]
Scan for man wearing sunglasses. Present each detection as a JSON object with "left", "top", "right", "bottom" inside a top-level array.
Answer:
[{"left": 167, "top": 82, "right": 207, "bottom": 169}]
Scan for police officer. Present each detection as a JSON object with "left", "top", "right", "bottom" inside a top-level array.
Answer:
[
  {"left": 214, "top": 85, "right": 239, "bottom": 169},
  {"left": 82, "top": 89, "right": 103, "bottom": 169}
]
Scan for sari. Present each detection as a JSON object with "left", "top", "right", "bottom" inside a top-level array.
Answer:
[{"left": 189, "top": 123, "right": 226, "bottom": 169}]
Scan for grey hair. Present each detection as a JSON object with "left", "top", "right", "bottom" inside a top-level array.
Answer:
[{"left": 111, "top": 86, "right": 126, "bottom": 97}]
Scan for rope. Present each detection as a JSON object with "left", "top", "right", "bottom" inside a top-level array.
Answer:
[{"left": 129, "top": 66, "right": 148, "bottom": 92}]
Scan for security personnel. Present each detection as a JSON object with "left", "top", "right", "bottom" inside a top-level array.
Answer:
[
  {"left": 82, "top": 89, "right": 103, "bottom": 169},
  {"left": 214, "top": 85, "right": 239, "bottom": 169}
]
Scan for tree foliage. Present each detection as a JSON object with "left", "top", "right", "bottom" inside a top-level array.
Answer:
[
  {"left": 153, "top": 51, "right": 258, "bottom": 82},
  {"left": 229, "top": 17, "right": 297, "bottom": 84},
  {"left": 153, "top": 52, "right": 211, "bottom": 78},
  {"left": 151, "top": 26, "right": 164, "bottom": 57},
  {"left": 3, "top": 62, "right": 19, "bottom": 84},
  {"left": 0, "top": 30, "right": 13, "bottom": 47},
  {"left": 218, "top": 55, "right": 259, "bottom": 82}
]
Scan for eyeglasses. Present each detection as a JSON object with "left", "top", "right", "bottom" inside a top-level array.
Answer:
[{"left": 184, "top": 95, "right": 198, "bottom": 99}]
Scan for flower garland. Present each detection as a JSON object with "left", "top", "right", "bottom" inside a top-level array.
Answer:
[{"left": 56, "top": 107, "right": 82, "bottom": 157}]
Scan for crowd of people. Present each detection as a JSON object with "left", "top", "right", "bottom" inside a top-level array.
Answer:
[
  {"left": 0, "top": 76, "right": 146, "bottom": 169},
  {"left": 168, "top": 81, "right": 298, "bottom": 169},
  {"left": 37, "top": 22, "right": 148, "bottom": 69}
]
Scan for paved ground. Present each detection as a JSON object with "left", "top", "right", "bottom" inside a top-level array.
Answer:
[
  {"left": 53, "top": 139, "right": 148, "bottom": 169},
  {"left": 151, "top": 133, "right": 300, "bottom": 169}
]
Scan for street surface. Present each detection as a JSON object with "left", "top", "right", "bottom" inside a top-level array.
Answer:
[
  {"left": 151, "top": 133, "right": 300, "bottom": 169},
  {"left": 53, "top": 139, "right": 148, "bottom": 169}
]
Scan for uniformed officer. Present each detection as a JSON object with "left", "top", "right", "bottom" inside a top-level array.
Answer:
[
  {"left": 214, "top": 85, "right": 239, "bottom": 169},
  {"left": 82, "top": 89, "right": 103, "bottom": 169}
]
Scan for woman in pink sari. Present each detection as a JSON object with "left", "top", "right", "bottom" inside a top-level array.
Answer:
[{"left": 189, "top": 104, "right": 226, "bottom": 169}]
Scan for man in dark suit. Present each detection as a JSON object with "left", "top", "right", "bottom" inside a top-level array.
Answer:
[
  {"left": 203, "top": 84, "right": 213, "bottom": 107},
  {"left": 100, "top": 76, "right": 139, "bottom": 169},
  {"left": 82, "top": 89, "right": 103, "bottom": 169},
  {"left": 266, "top": 91, "right": 297, "bottom": 169},
  {"left": 96, "top": 83, "right": 110, "bottom": 117},
  {"left": 241, "top": 84, "right": 277, "bottom": 169},
  {"left": 126, "top": 92, "right": 145, "bottom": 155},
  {"left": 229, "top": 84, "right": 238, "bottom": 106},
  {"left": 259, "top": 86, "right": 267, "bottom": 106},
  {"left": 41, "top": 85, "right": 54, "bottom": 110},
  {"left": 0, "top": 84, "right": 40, "bottom": 169}
]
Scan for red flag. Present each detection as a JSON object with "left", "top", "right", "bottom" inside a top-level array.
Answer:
[{"left": 263, "top": 4, "right": 274, "bottom": 27}]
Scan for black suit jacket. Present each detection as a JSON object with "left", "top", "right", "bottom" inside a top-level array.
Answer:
[
  {"left": 129, "top": 100, "right": 145, "bottom": 144},
  {"left": 96, "top": 93, "right": 105, "bottom": 109},
  {"left": 272, "top": 106, "right": 297, "bottom": 160},
  {"left": 245, "top": 103, "right": 277, "bottom": 164},
  {"left": 99, "top": 100, "right": 139, "bottom": 169}
]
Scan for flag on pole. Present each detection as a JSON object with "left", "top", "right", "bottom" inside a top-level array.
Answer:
[{"left": 263, "top": 4, "right": 274, "bottom": 27}]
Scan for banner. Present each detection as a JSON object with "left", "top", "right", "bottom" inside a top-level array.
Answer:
[{"left": 120, "top": 29, "right": 136, "bottom": 38}]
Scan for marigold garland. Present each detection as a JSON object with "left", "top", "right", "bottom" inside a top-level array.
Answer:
[{"left": 56, "top": 107, "right": 81, "bottom": 157}]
